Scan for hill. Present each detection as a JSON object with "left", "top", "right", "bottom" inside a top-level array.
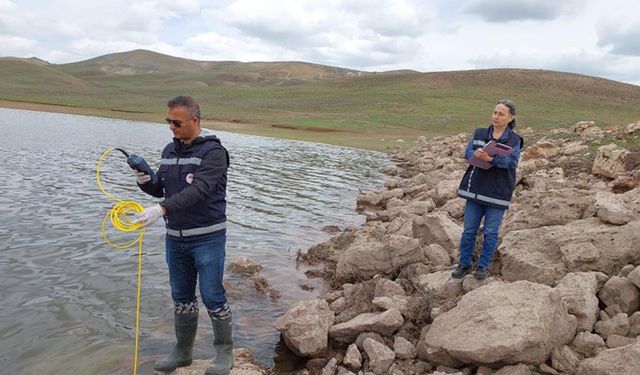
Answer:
[{"left": 1, "top": 49, "right": 639, "bottom": 151}]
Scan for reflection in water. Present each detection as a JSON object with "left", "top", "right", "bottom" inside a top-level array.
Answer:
[{"left": 0, "top": 108, "right": 391, "bottom": 374}]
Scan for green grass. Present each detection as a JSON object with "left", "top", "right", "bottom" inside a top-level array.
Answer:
[{"left": 1, "top": 50, "right": 640, "bottom": 151}]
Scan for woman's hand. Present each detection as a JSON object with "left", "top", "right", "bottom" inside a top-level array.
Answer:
[{"left": 474, "top": 148, "right": 494, "bottom": 162}]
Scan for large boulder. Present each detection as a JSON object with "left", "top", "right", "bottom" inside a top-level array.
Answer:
[
  {"left": 275, "top": 299, "right": 335, "bottom": 357},
  {"left": 421, "top": 281, "right": 576, "bottom": 365},
  {"left": 592, "top": 143, "right": 637, "bottom": 178},
  {"left": 554, "top": 272, "right": 600, "bottom": 331},
  {"left": 503, "top": 189, "right": 594, "bottom": 232},
  {"left": 500, "top": 219, "right": 640, "bottom": 285},
  {"left": 329, "top": 308, "right": 404, "bottom": 342},
  {"left": 577, "top": 338, "right": 640, "bottom": 374}
]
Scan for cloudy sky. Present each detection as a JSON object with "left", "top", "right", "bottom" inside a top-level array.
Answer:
[{"left": 2, "top": 0, "right": 639, "bottom": 85}]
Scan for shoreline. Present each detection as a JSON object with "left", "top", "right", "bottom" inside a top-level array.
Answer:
[
  {"left": 277, "top": 120, "right": 640, "bottom": 374},
  {"left": 0, "top": 100, "right": 422, "bottom": 152}
]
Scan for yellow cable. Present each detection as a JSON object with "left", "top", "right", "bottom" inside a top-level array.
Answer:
[{"left": 96, "top": 148, "right": 146, "bottom": 375}]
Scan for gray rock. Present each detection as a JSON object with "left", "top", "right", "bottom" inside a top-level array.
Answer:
[
  {"left": 577, "top": 338, "right": 640, "bottom": 374},
  {"left": 595, "top": 189, "right": 640, "bottom": 225},
  {"left": 628, "top": 266, "right": 640, "bottom": 290},
  {"left": 570, "top": 331, "right": 606, "bottom": 357},
  {"left": 165, "top": 348, "right": 268, "bottom": 375},
  {"left": 538, "top": 363, "right": 559, "bottom": 375},
  {"left": 607, "top": 334, "right": 636, "bottom": 348},
  {"left": 375, "top": 278, "right": 406, "bottom": 298},
  {"left": 422, "top": 281, "right": 576, "bottom": 365},
  {"left": 372, "top": 296, "right": 410, "bottom": 317},
  {"left": 550, "top": 345, "right": 580, "bottom": 374},
  {"left": 500, "top": 219, "right": 640, "bottom": 286},
  {"left": 629, "top": 311, "right": 640, "bottom": 336},
  {"left": 416, "top": 270, "right": 463, "bottom": 301},
  {"left": 424, "top": 243, "right": 453, "bottom": 266},
  {"left": 322, "top": 357, "right": 338, "bottom": 375},
  {"left": 592, "top": 143, "right": 637, "bottom": 178},
  {"left": 336, "top": 366, "right": 356, "bottom": 375},
  {"left": 555, "top": 272, "right": 599, "bottom": 332},
  {"left": 355, "top": 332, "right": 384, "bottom": 350},
  {"left": 329, "top": 309, "right": 404, "bottom": 342},
  {"left": 343, "top": 344, "right": 362, "bottom": 371},
  {"left": 276, "top": 299, "right": 335, "bottom": 357},
  {"left": 598, "top": 276, "right": 640, "bottom": 315},
  {"left": 502, "top": 189, "right": 594, "bottom": 232},
  {"left": 619, "top": 264, "right": 636, "bottom": 278},
  {"left": 413, "top": 212, "right": 462, "bottom": 257},
  {"left": 495, "top": 364, "right": 531, "bottom": 375},
  {"left": 594, "top": 312, "right": 630, "bottom": 338},
  {"left": 363, "top": 338, "right": 395, "bottom": 375},
  {"left": 389, "top": 235, "right": 425, "bottom": 271},
  {"left": 393, "top": 336, "right": 417, "bottom": 359},
  {"left": 461, "top": 276, "right": 500, "bottom": 293}
]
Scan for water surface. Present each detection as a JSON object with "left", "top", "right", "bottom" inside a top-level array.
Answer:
[{"left": 0, "top": 108, "right": 391, "bottom": 374}]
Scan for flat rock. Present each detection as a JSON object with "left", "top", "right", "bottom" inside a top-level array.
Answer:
[
  {"left": 329, "top": 308, "right": 404, "bottom": 342},
  {"left": 577, "top": 338, "right": 640, "bottom": 374},
  {"left": 499, "top": 219, "right": 640, "bottom": 286},
  {"left": 363, "top": 338, "right": 395, "bottom": 374}
]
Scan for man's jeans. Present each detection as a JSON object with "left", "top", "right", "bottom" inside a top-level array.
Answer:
[
  {"left": 458, "top": 200, "right": 506, "bottom": 269},
  {"left": 166, "top": 234, "right": 227, "bottom": 311}
]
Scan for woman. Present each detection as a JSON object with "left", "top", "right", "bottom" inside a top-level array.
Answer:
[{"left": 451, "top": 99, "right": 523, "bottom": 279}]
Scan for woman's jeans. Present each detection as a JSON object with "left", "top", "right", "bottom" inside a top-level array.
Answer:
[
  {"left": 458, "top": 200, "right": 506, "bottom": 269},
  {"left": 165, "top": 234, "right": 227, "bottom": 311}
]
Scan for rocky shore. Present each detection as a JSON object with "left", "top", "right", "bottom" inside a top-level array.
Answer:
[{"left": 276, "top": 121, "right": 640, "bottom": 375}]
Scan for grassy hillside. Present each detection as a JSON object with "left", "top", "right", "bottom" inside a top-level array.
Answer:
[{"left": 1, "top": 50, "right": 639, "bottom": 151}]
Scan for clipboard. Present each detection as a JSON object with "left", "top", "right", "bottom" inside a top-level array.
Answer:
[{"left": 465, "top": 141, "right": 514, "bottom": 169}]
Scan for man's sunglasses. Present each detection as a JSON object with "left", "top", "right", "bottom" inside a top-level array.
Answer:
[{"left": 165, "top": 118, "right": 183, "bottom": 127}]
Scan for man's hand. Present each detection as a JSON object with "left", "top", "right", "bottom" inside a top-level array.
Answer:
[
  {"left": 134, "top": 169, "right": 151, "bottom": 185},
  {"left": 133, "top": 204, "right": 166, "bottom": 228},
  {"left": 474, "top": 148, "right": 493, "bottom": 162}
]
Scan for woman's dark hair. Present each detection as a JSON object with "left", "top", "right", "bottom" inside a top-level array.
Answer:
[{"left": 497, "top": 99, "right": 517, "bottom": 129}]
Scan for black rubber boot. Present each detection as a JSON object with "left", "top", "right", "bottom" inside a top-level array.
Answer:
[
  {"left": 205, "top": 317, "right": 234, "bottom": 375},
  {"left": 153, "top": 311, "right": 198, "bottom": 372}
]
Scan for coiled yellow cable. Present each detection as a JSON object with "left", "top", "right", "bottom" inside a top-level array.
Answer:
[{"left": 96, "top": 147, "right": 146, "bottom": 375}]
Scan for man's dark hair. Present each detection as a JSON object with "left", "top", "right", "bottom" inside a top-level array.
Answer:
[
  {"left": 167, "top": 95, "right": 201, "bottom": 119},
  {"left": 497, "top": 99, "right": 517, "bottom": 129}
]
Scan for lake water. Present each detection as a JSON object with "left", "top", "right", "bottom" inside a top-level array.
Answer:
[{"left": 0, "top": 108, "right": 391, "bottom": 374}]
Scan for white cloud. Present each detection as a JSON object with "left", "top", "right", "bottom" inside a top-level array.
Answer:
[
  {"left": 0, "top": 0, "right": 639, "bottom": 85},
  {"left": 0, "top": 34, "right": 38, "bottom": 55},
  {"left": 598, "top": 18, "right": 640, "bottom": 56},
  {"left": 462, "top": 0, "right": 581, "bottom": 22}
]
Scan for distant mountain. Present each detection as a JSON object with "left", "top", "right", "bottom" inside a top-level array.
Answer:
[
  {"left": 1, "top": 48, "right": 639, "bottom": 150},
  {"left": 57, "top": 49, "right": 366, "bottom": 82}
]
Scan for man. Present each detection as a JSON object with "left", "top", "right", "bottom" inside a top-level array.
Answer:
[{"left": 133, "top": 95, "right": 233, "bottom": 374}]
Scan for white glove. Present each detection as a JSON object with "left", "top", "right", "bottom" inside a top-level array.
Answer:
[
  {"left": 133, "top": 204, "right": 165, "bottom": 228},
  {"left": 134, "top": 170, "right": 151, "bottom": 185}
]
